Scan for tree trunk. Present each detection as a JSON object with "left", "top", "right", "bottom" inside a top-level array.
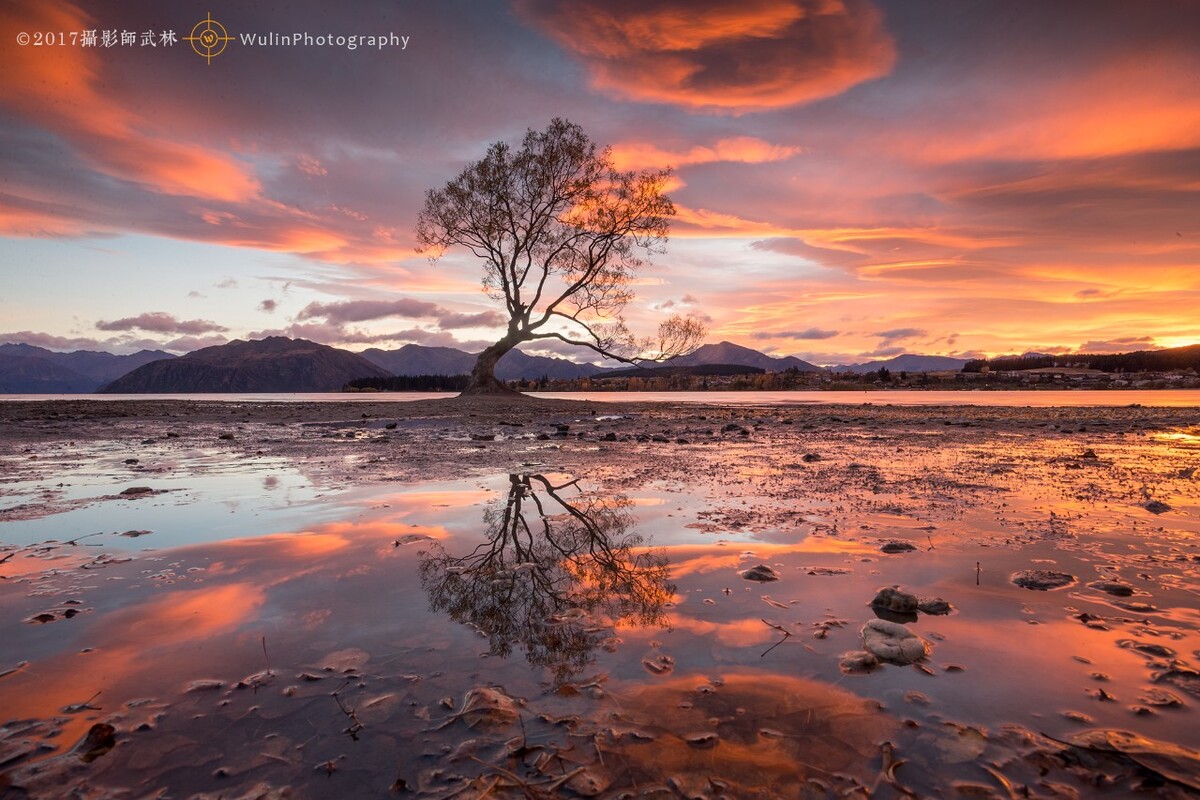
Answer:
[{"left": 462, "top": 334, "right": 523, "bottom": 395}]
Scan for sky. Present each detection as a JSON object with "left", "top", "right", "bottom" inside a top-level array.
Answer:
[{"left": 1, "top": 0, "right": 1197, "bottom": 365}]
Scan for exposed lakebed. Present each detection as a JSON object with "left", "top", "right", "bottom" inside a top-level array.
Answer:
[{"left": 1, "top": 399, "right": 1199, "bottom": 797}]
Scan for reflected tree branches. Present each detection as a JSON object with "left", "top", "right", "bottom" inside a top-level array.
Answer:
[{"left": 418, "top": 474, "right": 673, "bottom": 683}]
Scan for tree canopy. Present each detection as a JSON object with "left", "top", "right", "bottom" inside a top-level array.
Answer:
[{"left": 416, "top": 118, "right": 705, "bottom": 394}]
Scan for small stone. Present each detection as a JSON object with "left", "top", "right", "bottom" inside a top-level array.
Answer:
[
  {"left": 1011, "top": 569, "right": 1077, "bottom": 590},
  {"left": 469, "top": 433, "right": 496, "bottom": 441},
  {"left": 861, "top": 619, "right": 929, "bottom": 665},
  {"left": 880, "top": 541, "right": 917, "bottom": 554},
  {"left": 801, "top": 453, "right": 822, "bottom": 462},
  {"left": 871, "top": 586, "right": 918, "bottom": 614},
  {"left": 119, "top": 486, "right": 154, "bottom": 496},
  {"left": 918, "top": 597, "right": 952, "bottom": 615},
  {"left": 1144, "top": 500, "right": 1172, "bottom": 514},
  {"left": 218, "top": 433, "right": 235, "bottom": 440},
  {"left": 739, "top": 564, "right": 780, "bottom": 582},
  {"left": 839, "top": 650, "right": 879, "bottom": 674},
  {"left": 1080, "top": 449, "right": 1098, "bottom": 459}
]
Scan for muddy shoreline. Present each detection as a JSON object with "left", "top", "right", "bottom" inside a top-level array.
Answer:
[{"left": 2, "top": 398, "right": 1200, "bottom": 797}]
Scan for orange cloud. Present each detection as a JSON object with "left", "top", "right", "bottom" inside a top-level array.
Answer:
[
  {"left": 0, "top": 2, "right": 260, "bottom": 202},
  {"left": 516, "top": 0, "right": 895, "bottom": 112},
  {"left": 894, "top": 49, "right": 1200, "bottom": 163},
  {"left": 611, "top": 136, "right": 802, "bottom": 170}
]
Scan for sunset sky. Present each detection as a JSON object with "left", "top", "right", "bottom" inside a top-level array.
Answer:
[{"left": 1, "top": 0, "right": 1197, "bottom": 365}]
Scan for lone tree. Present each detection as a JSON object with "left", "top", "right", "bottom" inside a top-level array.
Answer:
[{"left": 416, "top": 118, "right": 706, "bottom": 394}]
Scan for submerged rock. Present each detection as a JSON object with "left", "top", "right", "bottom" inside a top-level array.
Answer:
[
  {"left": 917, "top": 597, "right": 952, "bottom": 615},
  {"left": 861, "top": 619, "right": 929, "bottom": 665},
  {"left": 1088, "top": 580, "right": 1134, "bottom": 597},
  {"left": 739, "top": 564, "right": 780, "bottom": 582},
  {"left": 870, "top": 586, "right": 918, "bottom": 614},
  {"left": 1067, "top": 729, "right": 1200, "bottom": 792},
  {"left": 839, "top": 650, "right": 880, "bottom": 674},
  {"left": 457, "top": 686, "right": 521, "bottom": 729},
  {"left": 880, "top": 541, "right": 917, "bottom": 554},
  {"left": 1011, "top": 569, "right": 1077, "bottom": 590}
]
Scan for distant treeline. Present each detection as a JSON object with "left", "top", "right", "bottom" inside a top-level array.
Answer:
[
  {"left": 964, "top": 344, "right": 1200, "bottom": 373},
  {"left": 601, "top": 363, "right": 765, "bottom": 379},
  {"left": 345, "top": 374, "right": 470, "bottom": 392}
]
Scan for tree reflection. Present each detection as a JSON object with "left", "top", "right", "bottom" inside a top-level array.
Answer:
[{"left": 418, "top": 474, "right": 673, "bottom": 683}]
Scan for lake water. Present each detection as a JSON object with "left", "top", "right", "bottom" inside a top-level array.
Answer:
[
  {"left": 3, "top": 388, "right": 1200, "bottom": 407},
  {"left": 3, "top": 409, "right": 1199, "bottom": 797}
]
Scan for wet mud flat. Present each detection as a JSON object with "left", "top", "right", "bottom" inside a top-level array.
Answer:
[{"left": 0, "top": 398, "right": 1199, "bottom": 798}]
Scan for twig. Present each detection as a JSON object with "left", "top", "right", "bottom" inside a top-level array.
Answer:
[
  {"left": 759, "top": 618, "right": 792, "bottom": 657},
  {"left": 332, "top": 684, "right": 364, "bottom": 740},
  {"left": 261, "top": 635, "right": 273, "bottom": 676}
]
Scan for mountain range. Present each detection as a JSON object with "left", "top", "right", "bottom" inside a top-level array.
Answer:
[
  {"left": 99, "top": 337, "right": 390, "bottom": 393},
  {"left": 0, "top": 336, "right": 980, "bottom": 394},
  {"left": 671, "top": 341, "right": 822, "bottom": 372},
  {"left": 358, "top": 344, "right": 605, "bottom": 380},
  {"left": 830, "top": 354, "right": 970, "bottom": 373},
  {"left": 0, "top": 343, "right": 174, "bottom": 392}
]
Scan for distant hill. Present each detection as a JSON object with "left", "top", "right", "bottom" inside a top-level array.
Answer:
[
  {"left": 964, "top": 344, "right": 1200, "bottom": 374},
  {"left": 358, "top": 344, "right": 606, "bottom": 381},
  {"left": 601, "top": 363, "right": 765, "bottom": 379},
  {"left": 0, "top": 343, "right": 175, "bottom": 393},
  {"left": 671, "top": 341, "right": 822, "bottom": 372},
  {"left": 0, "top": 353, "right": 100, "bottom": 393},
  {"left": 832, "top": 354, "right": 969, "bottom": 374},
  {"left": 100, "top": 337, "right": 390, "bottom": 393}
]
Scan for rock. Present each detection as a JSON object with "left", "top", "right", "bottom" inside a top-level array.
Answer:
[
  {"left": 739, "top": 564, "right": 780, "bottom": 582},
  {"left": 917, "top": 597, "right": 952, "bottom": 615},
  {"left": 1139, "top": 688, "right": 1184, "bottom": 708},
  {"left": 1119, "top": 640, "right": 1176, "bottom": 658},
  {"left": 1011, "top": 569, "right": 1077, "bottom": 590},
  {"left": 124, "top": 458, "right": 139, "bottom": 464},
  {"left": 1066, "top": 729, "right": 1200, "bottom": 791},
  {"left": 469, "top": 433, "right": 496, "bottom": 441},
  {"left": 1156, "top": 668, "right": 1200, "bottom": 699},
  {"left": 119, "top": 486, "right": 154, "bottom": 496},
  {"left": 801, "top": 453, "right": 822, "bottom": 462},
  {"left": 838, "top": 650, "right": 879, "bottom": 674},
  {"left": 871, "top": 587, "right": 918, "bottom": 614},
  {"left": 880, "top": 541, "right": 917, "bottom": 554},
  {"left": 218, "top": 433, "right": 235, "bottom": 440},
  {"left": 861, "top": 619, "right": 929, "bottom": 665},
  {"left": 385, "top": 422, "right": 397, "bottom": 429},
  {"left": 1080, "top": 448, "right": 1098, "bottom": 459},
  {"left": 554, "top": 424, "right": 570, "bottom": 435},
  {"left": 458, "top": 686, "right": 521, "bottom": 729},
  {"left": 1088, "top": 580, "right": 1134, "bottom": 597},
  {"left": 601, "top": 432, "right": 617, "bottom": 441},
  {"left": 1144, "top": 500, "right": 1172, "bottom": 514},
  {"left": 536, "top": 433, "right": 550, "bottom": 440}
]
